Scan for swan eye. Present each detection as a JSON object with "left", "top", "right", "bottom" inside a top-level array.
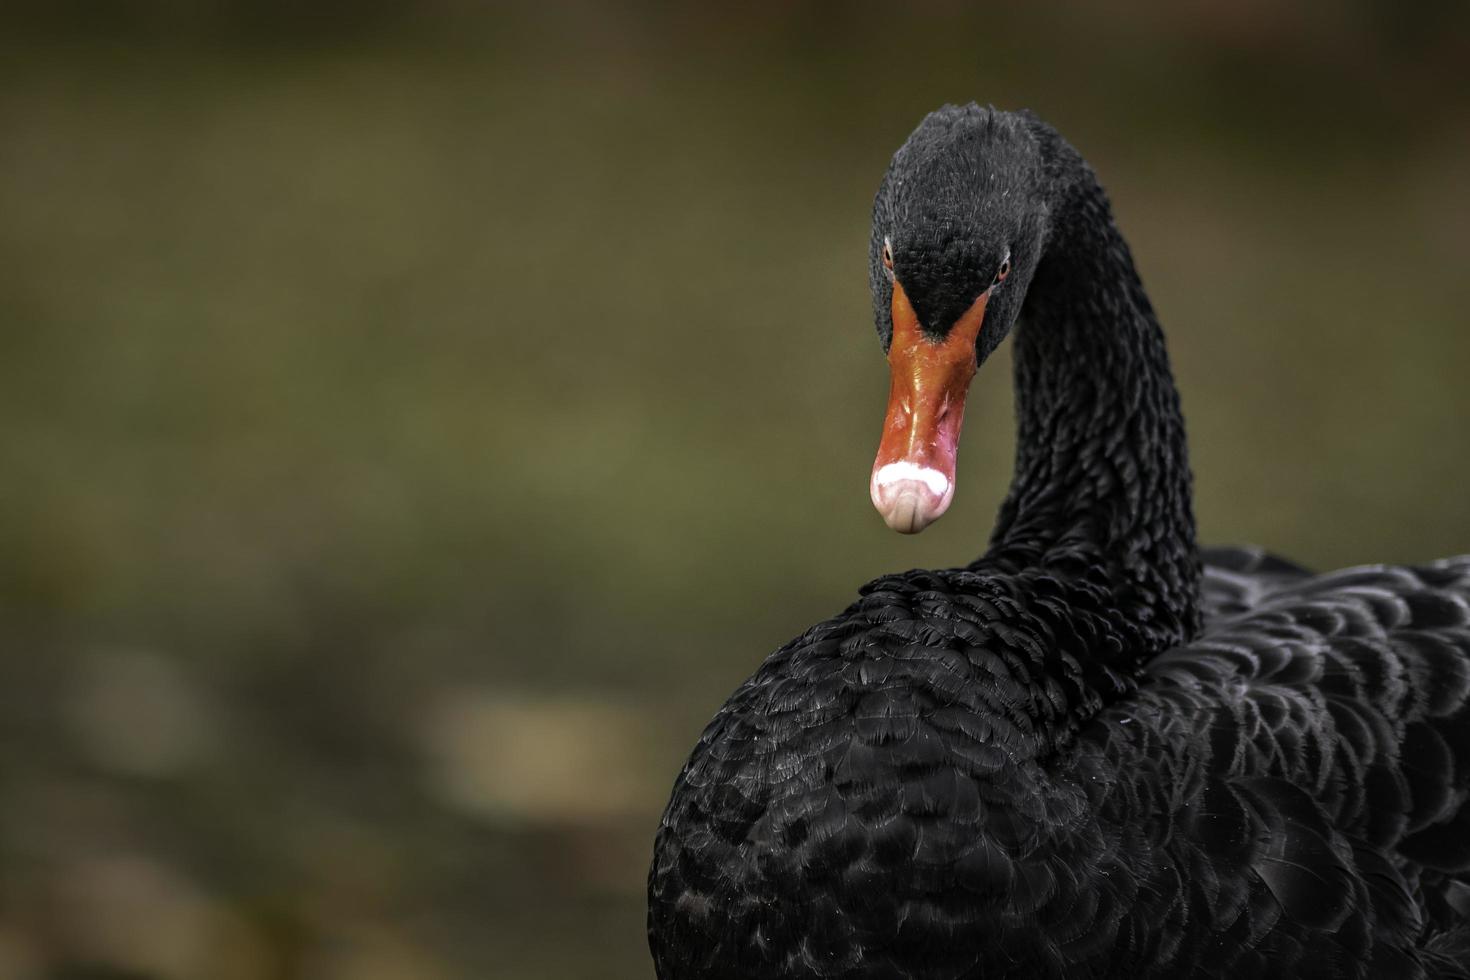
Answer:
[
  {"left": 993, "top": 255, "right": 1012, "bottom": 286},
  {"left": 882, "top": 239, "right": 895, "bottom": 277}
]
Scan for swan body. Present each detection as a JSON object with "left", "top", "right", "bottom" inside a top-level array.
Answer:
[{"left": 647, "top": 106, "right": 1470, "bottom": 979}]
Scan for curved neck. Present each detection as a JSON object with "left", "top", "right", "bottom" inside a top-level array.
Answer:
[{"left": 983, "top": 135, "right": 1200, "bottom": 651}]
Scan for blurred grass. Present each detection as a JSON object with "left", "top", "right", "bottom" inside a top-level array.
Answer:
[{"left": 0, "top": 3, "right": 1468, "bottom": 978}]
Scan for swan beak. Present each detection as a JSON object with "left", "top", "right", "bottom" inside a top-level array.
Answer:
[{"left": 871, "top": 282, "right": 988, "bottom": 534}]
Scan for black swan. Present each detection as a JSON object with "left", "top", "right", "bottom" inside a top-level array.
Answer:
[{"left": 647, "top": 105, "right": 1470, "bottom": 979}]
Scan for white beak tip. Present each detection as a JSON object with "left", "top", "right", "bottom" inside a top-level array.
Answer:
[{"left": 870, "top": 464, "right": 954, "bottom": 534}]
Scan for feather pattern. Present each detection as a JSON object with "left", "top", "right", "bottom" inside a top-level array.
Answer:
[{"left": 647, "top": 107, "right": 1470, "bottom": 979}]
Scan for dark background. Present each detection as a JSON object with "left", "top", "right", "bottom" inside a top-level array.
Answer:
[{"left": 2, "top": 2, "right": 1468, "bottom": 977}]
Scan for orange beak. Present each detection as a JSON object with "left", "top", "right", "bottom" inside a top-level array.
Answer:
[{"left": 870, "top": 281, "right": 989, "bottom": 533}]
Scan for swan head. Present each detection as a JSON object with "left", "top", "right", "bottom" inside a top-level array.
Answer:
[{"left": 868, "top": 104, "right": 1048, "bottom": 533}]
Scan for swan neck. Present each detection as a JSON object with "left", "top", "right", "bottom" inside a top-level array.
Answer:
[{"left": 986, "top": 142, "right": 1200, "bottom": 648}]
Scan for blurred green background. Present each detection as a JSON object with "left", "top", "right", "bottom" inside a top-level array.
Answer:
[{"left": 1, "top": 2, "right": 1468, "bottom": 977}]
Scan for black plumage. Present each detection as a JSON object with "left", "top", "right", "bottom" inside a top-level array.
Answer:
[{"left": 647, "top": 105, "right": 1470, "bottom": 979}]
